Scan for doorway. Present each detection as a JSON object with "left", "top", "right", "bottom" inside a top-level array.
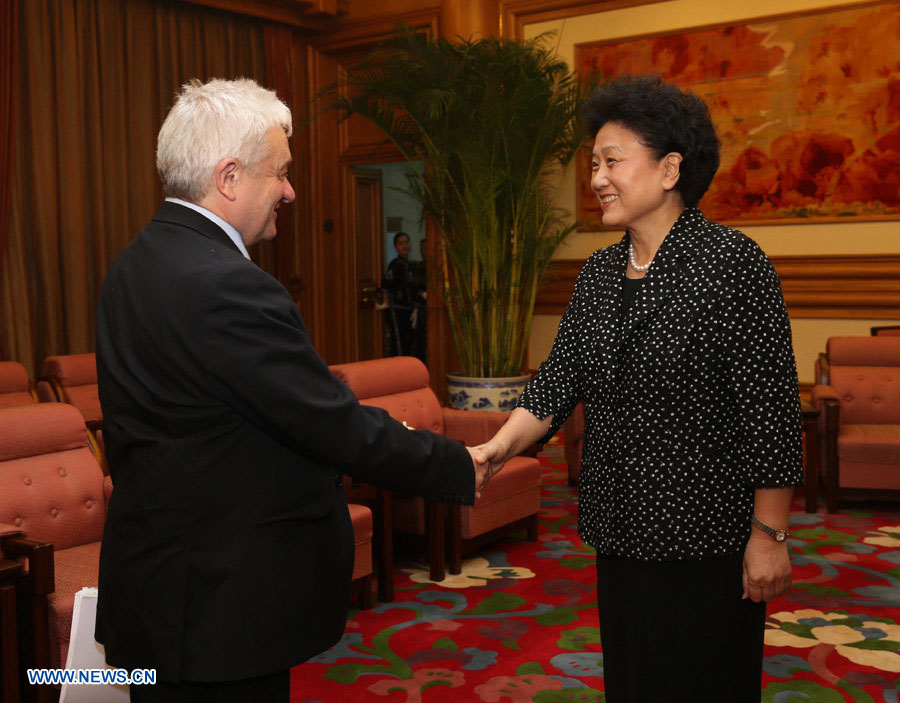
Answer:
[{"left": 347, "top": 160, "right": 426, "bottom": 363}]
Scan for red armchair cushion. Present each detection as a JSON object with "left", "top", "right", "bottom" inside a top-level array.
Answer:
[
  {"left": 64, "top": 385, "right": 102, "bottom": 424},
  {"left": 43, "top": 353, "right": 97, "bottom": 388},
  {"left": 441, "top": 408, "right": 507, "bottom": 447},
  {"left": 460, "top": 456, "right": 541, "bottom": 539},
  {"left": 0, "top": 361, "right": 35, "bottom": 408},
  {"left": 332, "top": 357, "right": 445, "bottom": 435},
  {"left": 0, "top": 404, "right": 106, "bottom": 551},
  {"left": 0, "top": 391, "right": 36, "bottom": 409},
  {"left": 828, "top": 367, "right": 900, "bottom": 424},
  {"left": 839, "top": 425, "right": 900, "bottom": 465},
  {"left": 49, "top": 543, "right": 101, "bottom": 668}
]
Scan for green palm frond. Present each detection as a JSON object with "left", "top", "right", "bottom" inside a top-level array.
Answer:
[{"left": 320, "top": 23, "right": 596, "bottom": 377}]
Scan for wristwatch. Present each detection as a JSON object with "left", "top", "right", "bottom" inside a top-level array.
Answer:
[{"left": 751, "top": 516, "right": 789, "bottom": 542}]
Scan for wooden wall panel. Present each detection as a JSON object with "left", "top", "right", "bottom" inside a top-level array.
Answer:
[
  {"left": 534, "top": 254, "right": 900, "bottom": 319},
  {"left": 180, "top": 0, "right": 346, "bottom": 30},
  {"left": 306, "top": 8, "right": 440, "bottom": 365},
  {"left": 500, "top": 0, "right": 663, "bottom": 38}
]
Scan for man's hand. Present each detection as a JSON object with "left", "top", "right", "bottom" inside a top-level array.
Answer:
[
  {"left": 466, "top": 446, "right": 491, "bottom": 500},
  {"left": 742, "top": 534, "right": 792, "bottom": 602}
]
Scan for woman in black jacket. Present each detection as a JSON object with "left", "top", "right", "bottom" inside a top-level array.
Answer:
[{"left": 478, "top": 75, "right": 803, "bottom": 702}]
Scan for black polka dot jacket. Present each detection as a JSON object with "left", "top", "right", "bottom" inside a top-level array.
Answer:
[{"left": 518, "top": 208, "right": 803, "bottom": 561}]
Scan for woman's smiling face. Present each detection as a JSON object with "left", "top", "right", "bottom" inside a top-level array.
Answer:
[{"left": 590, "top": 121, "right": 680, "bottom": 231}]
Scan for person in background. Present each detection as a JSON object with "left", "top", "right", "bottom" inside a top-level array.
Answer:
[
  {"left": 382, "top": 231, "right": 426, "bottom": 361},
  {"left": 475, "top": 75, "right": 803, "bottom": 702},
  {"left": 95, "top": 78, "right": 490, "bottom": 703}
]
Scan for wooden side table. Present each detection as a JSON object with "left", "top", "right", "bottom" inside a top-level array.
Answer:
[
  {"left": 1, "top": 558, "right": 22, "bottom": 703},
  {"left": 801, "top": 400, "right": 821, "bottom": 513}
]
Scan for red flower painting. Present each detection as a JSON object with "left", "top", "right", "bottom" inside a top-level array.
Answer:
[{"left": 575, "top": 2, "right": 900, "bottom": 226}]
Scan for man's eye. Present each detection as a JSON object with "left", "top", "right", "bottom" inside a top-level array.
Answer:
[
  {"left": 606, "top": 159, "right": 616, "bottom": 166},
  {"left": 591, "top": 161, "right": 599, "bottom": 170}
]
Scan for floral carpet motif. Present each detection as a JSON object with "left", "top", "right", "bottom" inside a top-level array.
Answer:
[{"left": 291, "top": 436, "right": 900, "bottom": 702}]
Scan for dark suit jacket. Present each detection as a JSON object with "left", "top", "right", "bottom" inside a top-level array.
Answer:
[{"left": 95, "top": 201, "right": 474, "bottom": 682}]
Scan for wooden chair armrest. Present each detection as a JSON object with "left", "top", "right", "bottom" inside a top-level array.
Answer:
[
  {"left": 86, "top": 422, "right": 108, "bottom": 475},
  {"left": 822, "top": 398, "right": 841, "bottom": 433},
  {"left": 0, "top": 558, "right": 22, "bottom": 585},
  {"left": 817, "top": 353, "right": 830, "bottom": 386},
  {"left": 34, "top": 377, "right": 58, "bottom": 403},
  {"left": 811, "top": 384, "right": 840, "bottom": 405},
  {"left": 0, "top": 537, "right": 54, "bottom": 596}
]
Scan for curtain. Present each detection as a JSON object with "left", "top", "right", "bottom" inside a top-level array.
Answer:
[
  {"left": 0, "top": 0, "right": 266, "bottom": 374},
  {"left": 0, "top": 0, "right": 17, "bottom": 359}
]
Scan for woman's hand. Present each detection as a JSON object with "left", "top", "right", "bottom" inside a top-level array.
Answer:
[
  {"left": 473, "top": 439, "right": 511, "bottom": 481},
  {"left": 466, "top": 446, "right": 490, "bottom": 499},
  {"left": 742, "top": 534, "right": 792, "bottom": 602}
]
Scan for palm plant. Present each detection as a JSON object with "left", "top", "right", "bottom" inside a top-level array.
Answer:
[{"left": 327, "top": 24, "right": 589, "bottom": 377}]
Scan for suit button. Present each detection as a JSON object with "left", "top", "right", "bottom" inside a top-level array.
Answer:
[{"left": 334, "top": 474, "right": 343, "bottom": 488}]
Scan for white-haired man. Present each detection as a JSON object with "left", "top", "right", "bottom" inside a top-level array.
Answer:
[{"left": 95, "top": 78, "right": 488, "bottom": 703}]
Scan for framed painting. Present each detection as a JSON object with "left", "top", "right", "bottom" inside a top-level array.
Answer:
[{"left": 574, "top": 1, "right": 900, "bottom": 227}]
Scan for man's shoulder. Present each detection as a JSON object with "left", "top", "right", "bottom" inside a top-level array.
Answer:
[{"left": 104, "top": 214, "right": 284, "bottom": 311}]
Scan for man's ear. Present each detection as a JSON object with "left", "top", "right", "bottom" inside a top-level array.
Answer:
[
  {"left": 214, "top": 158, "right": 240, "bottom": 201},
  {"left": 662, "top": 152, "right": 683, "bottom": 191}
]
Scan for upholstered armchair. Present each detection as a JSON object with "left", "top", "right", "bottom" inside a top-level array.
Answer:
[
  {"left": 330, "top": 356, "right": 541, "bottom": 583},
  {"left": 41, "top": 353, "right": 101, "bottom": 425},
  {"left": 812, "top": 337, "right": 900, "bottom": 512},
  {"left": 0, "top": 403, "right": 108, "bottom": 703},
  {"left": 41, "top": 353, "right": 107, "bottom": 472},
  {"left": 0, "top": 362, "right": 39, "bottom": 409}
]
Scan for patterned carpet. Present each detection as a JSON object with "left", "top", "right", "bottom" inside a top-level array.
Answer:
[{"left": 291, "top": 436, "right": 900, "bottom": 702}]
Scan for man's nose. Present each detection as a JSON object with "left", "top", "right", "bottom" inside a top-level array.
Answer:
[{"left": 283, "top": 177, "right": 296, "bottom": 204}]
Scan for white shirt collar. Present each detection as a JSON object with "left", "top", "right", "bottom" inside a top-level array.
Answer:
[{"left": 165, "top": 197, "right": 250, "bottom": 260}]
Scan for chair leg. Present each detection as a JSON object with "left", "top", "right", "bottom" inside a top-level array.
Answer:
[
  {"left": 1, "top": 561, "right": 22, "bottom": 703},
  {"left": 526, "top": 513, "right": 539, "bottom": 541},
  {"left": 803, "top": 414, "right": 819, "bottom": 514},
  {"left": 20, "top": 592, "right": 53, "bottom": 703},
  {"left": 1, "top": 539, "right": 53, "bottom": 703},
  {"left": 568, "top": 457, "right": 579, "bottom": 486},
  {"left": 426, "top": 501, "right": 445, "bottom": 582},
  {"left": 374, "top": 489, "right": 394, "bottom": 603},
  {"left": 358, "top": 575, "right": 373, "bottom": 611},
  {"left": 825, "top": 439, "right": 839, "bottom": 513},
  {"left": 448, "top": 505, "right": 462, "bottom": 575}
]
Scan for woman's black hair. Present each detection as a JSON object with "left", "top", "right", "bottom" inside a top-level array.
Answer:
[{"left": 581, "top": 74, "right": 720, "bottom": 207}]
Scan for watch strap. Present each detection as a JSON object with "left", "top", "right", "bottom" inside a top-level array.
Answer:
[{"left": 751, "top": 516, "right": 788, "bottom": 542}]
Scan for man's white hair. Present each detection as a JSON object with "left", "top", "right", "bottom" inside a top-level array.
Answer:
[{"left": 156, "top": 78, "right": 292, "bottom": 202}]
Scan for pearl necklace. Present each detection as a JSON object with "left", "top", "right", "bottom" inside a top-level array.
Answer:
[{"left": 628, "top": 242, "right": 653, "bottom": 272}]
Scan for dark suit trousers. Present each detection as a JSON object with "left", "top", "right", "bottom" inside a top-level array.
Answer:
[
  {"left": 596, "top": 551, "right": 766, "bottom": 703},
  {"left": 129, "top": 670, "right": 289, "bottom": 703}
]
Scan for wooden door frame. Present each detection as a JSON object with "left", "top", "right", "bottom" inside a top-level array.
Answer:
[{"left": 345, "top": 166, "right": 386, "bottom": 362}]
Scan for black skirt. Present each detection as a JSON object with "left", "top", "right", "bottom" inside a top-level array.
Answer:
[{"left": 596, "top": 551, "right": 766, "bottom": 703}]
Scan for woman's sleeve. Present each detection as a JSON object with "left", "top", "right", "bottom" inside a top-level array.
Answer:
[
  {"left": 516, "top": 258, "right": 591, "bottom": 446},
  {"left": 723, "top": 239, "right": 804, "bottom": 487}
]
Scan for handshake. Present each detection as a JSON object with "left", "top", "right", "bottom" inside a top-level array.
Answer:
[{"left": 466, "top": 441, "right": 508, "bottom": 500}]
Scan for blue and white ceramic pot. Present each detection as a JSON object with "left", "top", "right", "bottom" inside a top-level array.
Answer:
[{"left": 446, "top": 373, "right": 530, "bottom": 412}]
